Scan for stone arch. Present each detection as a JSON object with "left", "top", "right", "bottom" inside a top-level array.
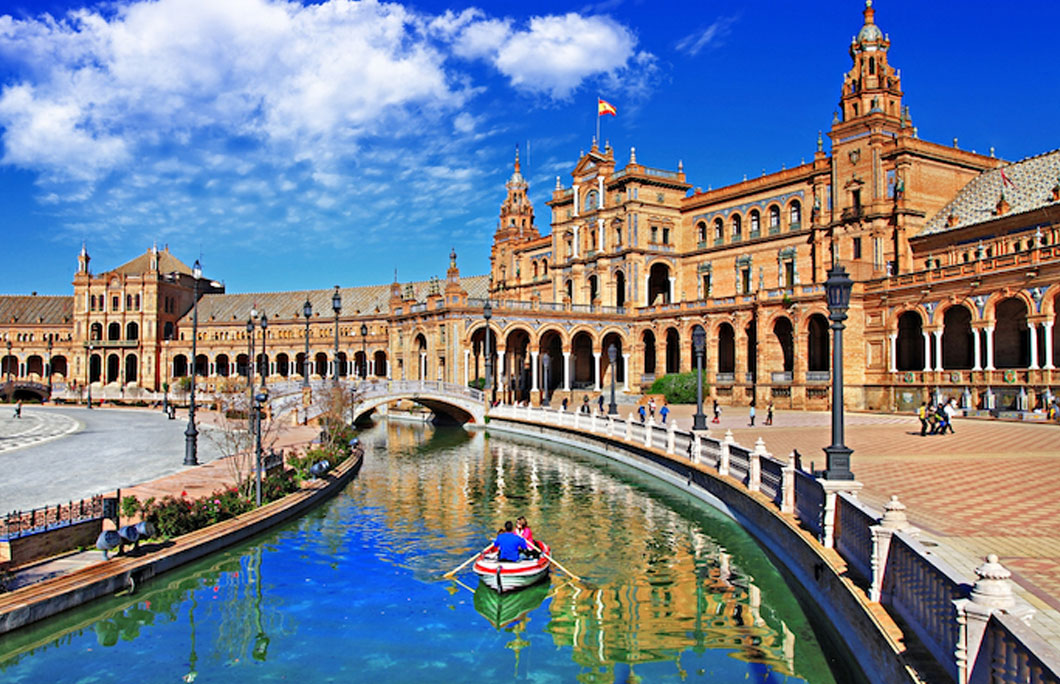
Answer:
[
  {"left": 647, "top": 262, "right": 671, "bottom": 306},
  {"left": 373, "top": 350, "right": 387, "bottom": 378},
  {"left": 469, "top": 324, "right": 499, "bottom": 389},
  {"left": 106, "top": 353, "right": 120, "bottom": 383},
  {"left": 696, "top": 220, "right": 708, "bottom": 243},
  {"left": 788, "top": 199, "right": 802, "bottom": 228},
  {"left": 588, "top": 274, "right": 599, "bottom": 303},
  {"left": 51, "top": 355, "right": 68, "bottom": 378},
  {"left": 571, "top": 330, "right": 596, "bottom": 388},
  {"left": 126, "top": 321, "right": 139, "bottom": 341},
  {"left": 89, "top": 353, "right": 103, "bottom": 383},
  {"left": 994, "top": 297, "right": 1029, "bottom": 368},
  {"left": 896, "top": 310, "right": 925, "bottom": 371},
  {"left": 236, "top": 353, "right": 250, "bottom": 378},
  {"left": 717, "top": 322, "right": 736, "bottom": 374},
  {"left": 503, "top": 328, "right": 532, "bottom": 403},
  {"left": 641, "top": 328, "right": 657, "bottom": 377},
  {"left": 215, "top": 353, "right": 230, "bottom": 377},
  {"left": 772, "top": 316, "right": 795, "bottom": 373},
  {"left": 414, "top": 333, "right": 428, "bottom": 381},
  {"left": 108, "top": 322, "right": 121, "bottom": 341},
  {"left": 614, "top": 269, "right": 627, "bottom": 308},
  {"left": 25, "top": 355, "right": 44, "bottom": 378},
  {"left": 90, "top": 322, "right": 103, "bottom": 341},
  {"left": 194, "top": 354, "right": 208, "bottom": 377},
  {"left": 538, "top": 329, "right": 563, "bottom": 399},
  {"left": 314, "top": 352, "right": 328, "bottom": 377},
  {"left": 941, "top": 304, "right": 974, "bottom": 370},
  {"left": 172, "top": 354, "right": 187, "bottom": 378},
  {"left": 806, "top": 313, "right": 830, "bottom": 373},
  {"left": 665, "top": 327, "right": 680, "bottom": 374},
  {"left": 730, "top": 212, "right": 742, "bottom": 239},
  {"left": 125, "top": 354, "right": 138, "bottom": 383},
  {"left": 600, "top": 330, "right": 625, "bottom": 387}
]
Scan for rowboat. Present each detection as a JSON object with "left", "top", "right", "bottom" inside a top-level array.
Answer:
[
  {"left": 472, "top": 541, "right": 551, "bottom": 593},
  {"left": 473, "top": 579, "right": 549, "bottom": 628}
]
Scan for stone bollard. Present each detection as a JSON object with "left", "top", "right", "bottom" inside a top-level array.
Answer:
[
  {"left": 869, "top": 495, "right": 914, "bottom": 603},
  {"left": 692, "top": 432, "right": 702, "bottom": 464},
  {"left": 590, "top": 409, "right": 597, "bottom": 432},
  {"left": 644, "top": 418, "right": 654, "bottom": 447},
  {"left": 750, "top": 437, "right": 767, "bottom": 493},
  {"left": 626, "top": 413, "right": 634, "bottom": 441},
  {"left": 667, "top": 422, "right": 676, "bottom": 454},
  {"left": 719, "top": 440, "right": 730, "bottom": 477},
  {"left": 954, "top": 554, "right": 1035, "bottom": 684},
  {"left": 780, "top": 451, "right": 796, "bottom": 514}
]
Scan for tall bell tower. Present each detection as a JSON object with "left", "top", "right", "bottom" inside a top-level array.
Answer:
[
  {"left": 490, "top": 147, "right": 539, "bottom": 290},
  {"left": 834, "top": 0, "right": 905, "bottom": 135}
]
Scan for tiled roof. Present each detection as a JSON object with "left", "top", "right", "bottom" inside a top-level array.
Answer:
[
  {"left": 921, "top": 149, "right": 1060, "bottom": 236},
  {"left": 108, "top": 248, "right": 192, "bottom": 277},
  {"left": 190, "top": 274, "right": 490, "bottom": 325},
  {"left": 0, "top": 295, "right": 75, "bottom": 325}
]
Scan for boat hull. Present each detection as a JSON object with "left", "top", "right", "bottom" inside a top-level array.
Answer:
[{"left": 472, "top": 542, "right": 551, "bottom": 594}]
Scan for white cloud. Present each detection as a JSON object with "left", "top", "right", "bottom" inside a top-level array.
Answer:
[{"left": 675, "top": 16, "right": 738, "bottom": 56}]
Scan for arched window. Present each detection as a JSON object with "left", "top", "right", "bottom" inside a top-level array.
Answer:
[
  {"left": 750, "top": 210, "right": 760, "bottom": 234},
  {"left": 542, "top": 259, "right": 548, "bottom": 275},
  {"left": 789, "top": 200, "right": 801, "bottom": 229},
  {"left": 713, "top": 218, "right": 723, "bottom": 241},
  {"left": 731, "top": 213, "right": 742, "bottom": 239},
  {"left": 108, "top": 322, "right": 121, "bottom": 341},
  {"left": 697, "top": 221, "right": 707, "bottom": 243},
  {"left": 90, "top": 323, "right": 103, "bottom": 341},
  {"left": 126, "top": 322, "right": 139, "bottom": 341},
  {"left": 532, "top": 261, "right": 539, "bottom": 278},
  {"left": 769, "top": 205, "right": 780, "bottom": 231}
]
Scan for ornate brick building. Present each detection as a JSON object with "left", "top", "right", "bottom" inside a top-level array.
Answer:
[{"left": 1, "top": 2, "right": 1057, "bottom": 413}]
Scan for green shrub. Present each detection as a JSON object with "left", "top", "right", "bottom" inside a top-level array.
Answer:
[
  {"left": 649, "top": 372, "right": 709, "bottom": 404},
  {"left": 468, "top": 377, "right": 486, "bottom": 390}
]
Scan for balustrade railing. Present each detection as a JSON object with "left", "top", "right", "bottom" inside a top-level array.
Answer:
[
  {"left": 2, "top": 495, "right": 105, "bottom": 538},
  {"left": 835, "top": 492, "right": 876, "bottom": 584}
]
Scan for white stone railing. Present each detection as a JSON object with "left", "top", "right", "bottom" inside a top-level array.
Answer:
[{"left": 486, "top": 403, "right": 1060, "bottom": 684}]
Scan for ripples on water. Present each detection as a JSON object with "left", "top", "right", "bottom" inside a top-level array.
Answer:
[{"left": 0, "top": 420, "right": 851, "bottom": 683}]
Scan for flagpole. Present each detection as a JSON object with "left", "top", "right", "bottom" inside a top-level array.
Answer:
[{"left": 596, "top": 97, "right": 601, "bottom": 148}]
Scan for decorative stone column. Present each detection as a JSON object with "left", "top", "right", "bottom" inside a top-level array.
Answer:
[
  {"left": 463, "top": 349, "right": 470, "bottom": 386},
  {"left": 984, "top": 326, "right": 995, "bottom": 371},
  {"left": 1028, "top": 322, "right": 1040, "bottom": 370},
  {"left": 593, "top": 351, "right": 602, "bottom": 391},
  {"left": 922, "top": 331, "right": 932, "bottom": 372},
  {"left": 953, "top": 554, "right": 1035, "bottom": 684},
  {"left": 1044, "top": 321, "right": 1055, "bottom": 370},
  {"left": 623, "top": 353, "right": 631, "bottom": 391},
  {"left": 888, "top": 334, "right": 898, "bottom": 373},
  {"left": 562, "top": 350, "right": 571, "bottom": 391},
  {"left": 820, "top": 479, "right": 863, "bottom": 549},
  {"left": 668, "top": 276, "right": 676, "bottom": 304},
  {"left": 530, "top": 350, "right": 539, "bottom": 392},
  {"left": 933, "top": 329, "right": 943, "bottom": 371},
  {"left": 972, "top": 328, "right": 982, "bottom": 371},
  {"left": 869, "top": 495, "right": 914, "bottom": 602}
]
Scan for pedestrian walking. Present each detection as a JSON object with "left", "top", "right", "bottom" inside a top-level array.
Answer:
[
  {"left": 561, "top": 397, "right": 568, "bottom": 412},
  {"left": 597, "top": 394, "right": 604, "bottom": 413},
  {"left": 581, "top": 395, "right": 590, "bottom": 414},
  {"left": 14, "top": 400, "right": 22, "bottom": 419},
  {"left": 917, "top": 402, "right": 929, "bottom": 436},
  {"left": 765, "top": 401, "right": 774, "bottom": 426},
  {"left": 712, "top": 399, "right": 720, "bottom": 423},
  {"left": 660, "top": 402, "right": 670, "bottom": 424},
  {"left": 648, "top": 397, "right": 656, "bottom": 420},
  {"left": 748, "top": 400, "right": 756, "bottom": 427},
  {"left": 942, "top": 399, "right": 957, "bottom": 434},
  {"left": 638, "top": 404, "right": 646, "bottom": 423}
]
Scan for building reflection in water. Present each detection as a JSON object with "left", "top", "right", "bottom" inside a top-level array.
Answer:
[{"left": 373, "top": 420, "right": 803, "bottom": 680}]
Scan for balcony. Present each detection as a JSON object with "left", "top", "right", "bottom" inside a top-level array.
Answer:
[
  {"left": 716, "top": 372, "right": 735, "bottom": 384},
  {"left": 771, "top": 371, "right": 793, "bottom": 383},
  {"left": 806, "top": 371, "right": 830, "bottom": 383},
  {"left": 84, "top": 339, "right": 138, "bottom": 348}
]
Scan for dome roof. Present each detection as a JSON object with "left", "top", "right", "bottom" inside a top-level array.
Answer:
[{"left": 858, "top": 22, "right": 882, "bottom": 43}]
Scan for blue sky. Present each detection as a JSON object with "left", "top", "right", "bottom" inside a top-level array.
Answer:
[{"left": 0, "top": 0, "right": 1057, "bottom": 296}]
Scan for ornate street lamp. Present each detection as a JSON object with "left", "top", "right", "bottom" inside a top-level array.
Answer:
[
  {"left": 46, "top": 334, "right": 53, "bottom": 398},
  {"left": 483, "top": 302, "right": 493, "bottom": 404},
  {"left": 185, "top": 259, "right": 202, "bottom": 467},
  {"left": 693, "top": 326, "right": 707, "bottom": 430},
  {"left": 246, "top": 313, "right": 256, "bottom": 388},
  {"left": 823, "top": 264, "right": 855, "bottom": 480},
  {"left": 607, "top": 343, "right": 619, "bottom": 415},
  {"left": 360, "top": 323, "right": 368, "bottom": 380},
  {"left": 331, "top": 286, "right": 341, "bottom": 384},
  {"left": 86, "top": 342, "right": 93, "bottom": 409},
  {"left": 302, "top": 298, "right": 312, "bottom": 388},
  {"left": 541, "top": 351, "right": 550, "bottom": 406},
  {"left": 259, "top": 314, "right": 268, "bottom": 391},
  {"left": 254, "top": 389, "right": 269, "bottom": 507},
  {"left": 5, "top": 339, "right": 12, "bottom": 404}
]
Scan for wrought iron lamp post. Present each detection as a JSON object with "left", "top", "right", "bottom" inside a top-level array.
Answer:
[
  {"left": 483, "top": 302, "right": 493, "bottom": 404},
  {"left": 259, "top": 314, "right": 268, "bottom": 390},
  {"left": 331, "top": 286, "right": 341, "bottom": 384},
  {"left": 693, "top": 326, "right": 707, "bottom": 430},
  {"left": 302, "top": 299, "right": 312, "bottom": 388},
  {"left": 46, "top": 335, "right": 53, "bottom": 398},
  {"left": 360, "top": 323, "right": 368, "bottom": 380},
  {"left": 823, "top": 264, "right": 854, "bottom": 480},
  {"left": 607, "top": 344, "right": 619, "bottom": 415},
  {"left": 541, "top": 352, "right": 550, "bottom": 406},
  {"left": 254, "top": 389, "right": 268, "bottom": 507},
  {"left": 86, "top": 342, "right": 93, "bottom": 409},
  {"left": 184, "top": 259, "right": 202, "bottom": 467},
  {"left": 5, "top": 339, "right": 12, "bottom": 404},
  {"left": 246, "top": 312, "right": 256, "bottom": 391}
]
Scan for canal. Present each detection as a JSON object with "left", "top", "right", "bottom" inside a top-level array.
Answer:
[{"left": 0, "top": 420, "right": 858, "bottom": 682}]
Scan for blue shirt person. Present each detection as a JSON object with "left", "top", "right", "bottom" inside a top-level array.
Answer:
[
  {"left": 493, "top": 521, "right": 529, "bottom": 562},
  {"left": 660, "top": 404, "right": 670, "bottom": 423}
]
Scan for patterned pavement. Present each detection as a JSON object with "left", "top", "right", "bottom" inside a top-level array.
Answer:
[
  {"left": 0, "top": 410, "right": 80, "bottom": 454},
  {"left": 661, "top": 403, "right": 1060, "bottom": 642}
]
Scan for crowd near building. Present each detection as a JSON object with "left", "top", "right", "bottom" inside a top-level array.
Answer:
[{"left": 1, "top": 2, "right": 1057, "bottom": 414}]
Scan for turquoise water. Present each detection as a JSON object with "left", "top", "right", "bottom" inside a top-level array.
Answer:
[{"left": 0, "top": 421, "right": 855, "bottom": 682}]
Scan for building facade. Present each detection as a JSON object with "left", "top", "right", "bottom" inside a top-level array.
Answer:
[{"left": 1, "top": 2, "right": 1057, "bottom": 412}]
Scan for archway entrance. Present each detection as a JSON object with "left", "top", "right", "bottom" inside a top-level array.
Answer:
[
  {"left": 942, "top": 306, "right": 974, "bottom": 369},
  {"left": 504, "top": 329, "right": 531, "bottom": 404},
  {"left": 896, "top": 311, "right": 924, "bottom": 371},
  {"left": 538, "top": 330, "right": 563, "bottom": 402},
  {"left": 648, "top": 263, "right": 671, "bottom": 306}
]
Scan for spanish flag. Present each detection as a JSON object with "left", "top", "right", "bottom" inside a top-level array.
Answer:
[{"left": 598, "top": 98, "right": 617, "bottom": 116}]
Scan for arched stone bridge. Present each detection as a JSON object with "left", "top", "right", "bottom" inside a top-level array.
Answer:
[{"left": 265, "top": 379, "right": 487, "bottom": 425}]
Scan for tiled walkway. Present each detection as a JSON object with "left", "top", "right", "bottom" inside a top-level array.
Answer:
[{"left": 660, "top": 403, "right": 1060, "bottom": 643}]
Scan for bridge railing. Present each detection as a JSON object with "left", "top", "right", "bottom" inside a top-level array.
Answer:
[{"left": 484, "top": 402, "right": 1060, "bottom": 684}]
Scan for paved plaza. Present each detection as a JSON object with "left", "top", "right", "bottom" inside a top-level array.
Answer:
[{"left": 657, "top": 403, "right": 1060, "bottom": 642}]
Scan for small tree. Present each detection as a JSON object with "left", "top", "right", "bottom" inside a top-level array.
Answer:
[{"left": 207, "top": 387, "right": 291, "bottom": 498}]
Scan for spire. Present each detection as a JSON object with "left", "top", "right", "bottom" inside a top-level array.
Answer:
[
  {"left": 513, "top": 144, "right": 520, "bottom": 174},
  {"left": 449, "top": 247, "right": 457, "bottom": 269},
  {"left": 77, "top": 242, "right": 90, "bottom": 274},
  {"left": 630, "top": 146, "right": 637, "bottom": 164},
  {"left": 817, "top": 130, "right": 823, "bottom": 153},
  {"left": 834, "top": 0, "right": 902, "bottom": 131}
]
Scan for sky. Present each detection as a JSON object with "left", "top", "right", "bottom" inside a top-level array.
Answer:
[{"left": 0, "top": 0, "right": 1057, "bottom": 296}]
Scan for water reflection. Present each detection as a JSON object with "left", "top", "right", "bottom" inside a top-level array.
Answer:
[{"left": 0, "top": 419, "right": 846, "bottom": 683}]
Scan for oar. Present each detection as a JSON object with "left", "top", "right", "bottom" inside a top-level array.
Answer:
[
  {"left": 444, "top": 544, "right": 492, "bottom": 577},
  {"left": 541, "top": 551, "right": 582, "bottom": 582}
]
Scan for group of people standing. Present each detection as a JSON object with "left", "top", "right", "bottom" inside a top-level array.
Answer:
[
  {"left": 918, "top": 398, "right": 958, "bottom": 436},
  {"left": 636, "top": 397, "right": 670, "bottom": 424},
  {"left": 492, "top": 516, "right": 539, "bottom": 562}
]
